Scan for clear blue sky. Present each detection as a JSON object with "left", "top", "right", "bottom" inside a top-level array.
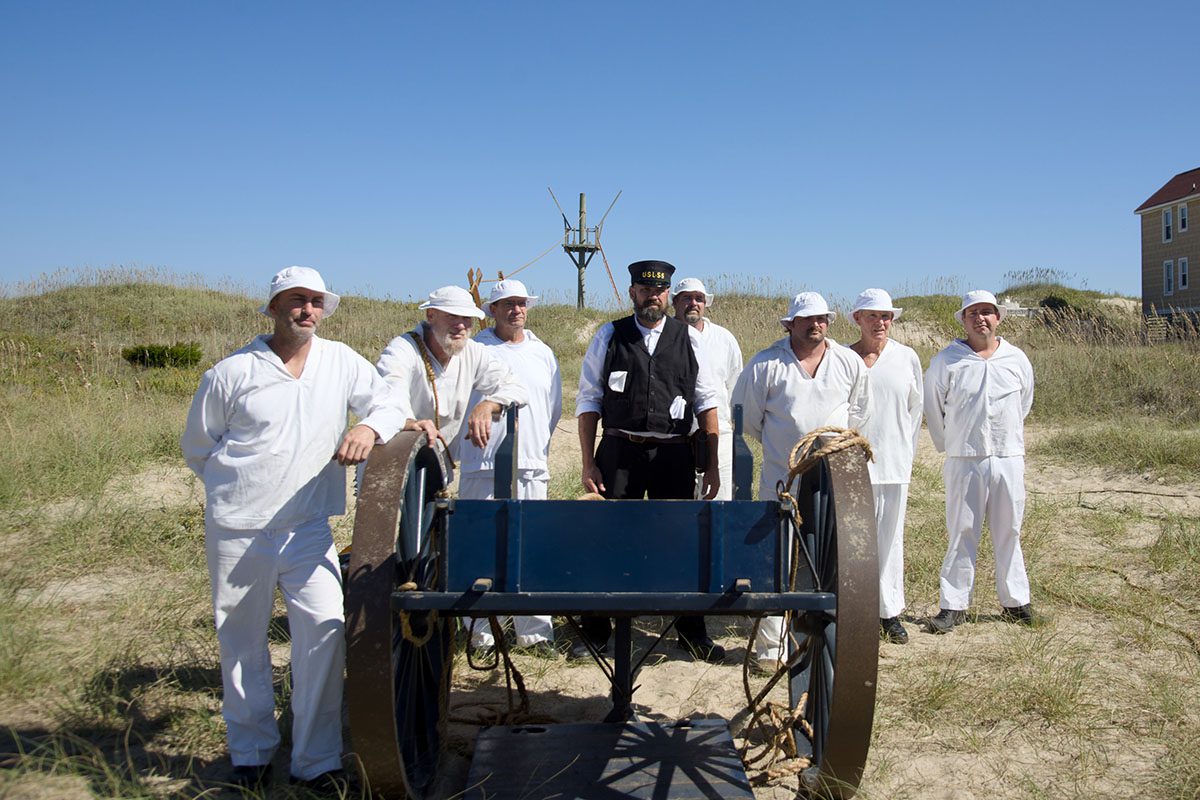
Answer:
[{"left": 2, "top": 2, "right": 1196, "bottom": 308}]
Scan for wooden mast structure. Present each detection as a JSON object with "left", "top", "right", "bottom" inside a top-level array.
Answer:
[{"left": 550, "top": 188, "right": 620, "bottom": 310}]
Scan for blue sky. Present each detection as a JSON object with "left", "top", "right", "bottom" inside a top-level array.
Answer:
[{"left": 2, "top": 2, "right": 1196, "bottom": 308}]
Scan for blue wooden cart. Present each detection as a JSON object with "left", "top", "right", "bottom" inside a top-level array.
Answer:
[{"left": 344, "top": 410, "right": 879, "bottom": 799}]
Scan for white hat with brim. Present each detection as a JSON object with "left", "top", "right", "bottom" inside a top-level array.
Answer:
[
  {"left": 955, "top": 289, "right": 1006, "bottom": 323},
  {"left": 419, "top": 286, "right": 485, "bottom": 319},
  {"left": 670, "top": 277, "right": 714, "bottom": 306},
  {"left": 851, "top": 288, "right": 903, "bottom": 320},
  {"left": 259, "top": 266, "right": 340, "bottom": 317},
  {"left": 484, "top": 279, "right": 539, "bottom": 318},
  {"left": 780, "top": 291, "right": 836, "bottom": 324}
]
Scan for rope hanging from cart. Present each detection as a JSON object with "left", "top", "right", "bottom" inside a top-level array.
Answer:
[{"left": 738, "top": 426, "right": 873, "bottom": 784}]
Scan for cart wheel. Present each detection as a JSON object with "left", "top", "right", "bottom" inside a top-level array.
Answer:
[
  {"left": 346, "top": 431, "right": 452, "bottom": 800},
  {"left": 789, "top": 447, "right": 879, "bottom": 799}
]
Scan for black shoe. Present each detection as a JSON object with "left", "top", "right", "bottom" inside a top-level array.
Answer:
[
  {"left": 569, "top": 638, "right": 608, "bottom": 660},
  {"left": 230, "top": 763, "right": 272, "bottom": 788},
  {"left": 678, "top": 636, "right": 726, "bottom": 663},
  {"left": 1000, "top": 604, "right": 1035, "bottom": 625},
  {"left": 925, "top": 608, "right": 967, "bottom": 634},
  {"left": 290, "top": 768, "right": 349, "bottom": 794},
  {"left": 880, "top": 617, "right": 909, "bottom": 644}
]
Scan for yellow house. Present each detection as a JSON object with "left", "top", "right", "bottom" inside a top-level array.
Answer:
[{"left": 1135, "top": 167, "right": 1199, "bottom": 317}]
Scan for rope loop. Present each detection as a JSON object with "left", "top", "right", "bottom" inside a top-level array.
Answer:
[
  {"left": 738, "top": 426, "right": 872, "bottom": 789},
  {"left": 780, "top": 425, "right": 873, "bottom": 501}
]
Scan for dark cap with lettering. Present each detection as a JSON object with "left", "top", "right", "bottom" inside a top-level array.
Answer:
[{"left": 627, "top": 260, "right": 676, "bottom": 287}]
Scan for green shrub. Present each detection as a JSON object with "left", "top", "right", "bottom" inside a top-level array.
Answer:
[{"left": 121, "top": 343, "right": 202, "bottom": 369}]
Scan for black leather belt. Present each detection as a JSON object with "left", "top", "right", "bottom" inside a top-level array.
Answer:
[{"left": 604, "top": 430, "right": 690, "bottom": 445}]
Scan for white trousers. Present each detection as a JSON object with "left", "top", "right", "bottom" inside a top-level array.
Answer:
[
  {"left": 694, "top": 430, "right": 734, "bottom": 501},
  {"left": 939, "top": 456, "right": 1031, "bottom": 610},
  {"left": 205, "top": 517, "right": 345, "bottom": 780},
  {"left": 755, "top": 480, "right": 911, "bottom": 658},
  {"left": 459, "top": 470, "right": 554, "bottom": 647},
  {"left": 874, "top": 482, "right": 909, "bottom": 619},
  {"left": 457, "top": 470, "right": 549, "bottom": 503},
  {"left": 755, "top": 615, "right": 787, "bottom": 662}
]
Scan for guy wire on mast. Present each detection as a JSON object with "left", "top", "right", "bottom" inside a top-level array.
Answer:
[{"left": 549, "top": 187, "right": 622, "bottom": 309}]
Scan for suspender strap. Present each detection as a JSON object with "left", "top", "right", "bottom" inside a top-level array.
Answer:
[{"left": 406, "top": 329, "right": 456, "bottom": 469}]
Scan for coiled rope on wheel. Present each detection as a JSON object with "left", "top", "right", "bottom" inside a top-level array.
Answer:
[{"left": 739, "top": 426, "right": 873, "bottom": 787}]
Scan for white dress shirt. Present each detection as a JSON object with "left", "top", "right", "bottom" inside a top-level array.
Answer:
[
  {"left": 924, "top": 338, "right": 1034, "bottom": 457},
  {"left": 575, "top": 316, "right": 722, "bottom": 437},
  {"left": 182, "top": 335, "right": 406, "bottom": 529},
  {"left": 695, "top": 319, "right": 744, "bottom": 435},
  {"left": 457, "top": 327, "right": 562, "bottom": 476},
  {"left": 853, "top": 340, "right": 923, "bottom": 484},
  {"left": 733, "top": 337, "right": 869, "bottom": 495},
  {"left": 376, "top": 322, "right": 529, "bottom": 460}
]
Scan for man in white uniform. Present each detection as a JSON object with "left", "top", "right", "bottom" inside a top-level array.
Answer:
[
  {"left": 846, "top": 289, "right": 923, "bottom": 645},
  {"left": 671, "top": 277, "right": 743, "bottom": 500},
  {"left": 182, "top": 267, "right": 406, "bottom": 790},
  {"left": 459, "top": 279, "right": 561, "bottom": 653},
  {"left": 732, "top": 292, "right": 869, "bottom": 671},
  {"left": 375, "top": 285, "right": 527, "bottom": 461},
  {"left": 924, "top": 290, "right": 1036, "bottom": 634}
]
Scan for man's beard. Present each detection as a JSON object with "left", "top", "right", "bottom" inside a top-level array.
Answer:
[
  {"left": 683, "top": 309, "right": 702, "bottom": 326},
  {"left": 434, "top": 328, "right": 468, "bottom": 357},
  {"left": 635, "top": 301, "right": 665, "bottom": 325},
  {"left": 284, "top": 317, "right": 317, "bottom": 341}
]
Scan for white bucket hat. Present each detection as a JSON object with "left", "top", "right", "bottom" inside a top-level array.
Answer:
[
  {"left": 419, "top": 286, "right": 485, "bottom": 319},
  {"left": 851, "top": 288, "right": 903, "bottom": 319},
  {"left": 484, "top": 279, "right": 539, "bottom": 318},
  {"left": 780, "top": 291, "right": 836, "bottom": 324},
  {"left": 955, "top": 289, "right": 1006, "bottom": 323},
  {"left": 670, "top": 277, "right": 714, "bottom": 305},
  {"left": 259, "top": 266, "right": 340, "bottom": 317}
]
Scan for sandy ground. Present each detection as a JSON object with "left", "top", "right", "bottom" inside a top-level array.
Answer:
[
  {"left": 422, "top": 421, "right": 1198, "bottom": 799},
  {"left": 5, "top": 417, "right": 1196, "bottom": 800},
  {"left": 427, "top": 422, "right": 1195, "bottom": 796}
]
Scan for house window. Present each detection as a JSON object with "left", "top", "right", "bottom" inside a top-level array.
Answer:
[
  {"left": 1163, "top": 208, "right": 1173, "bottom": 242},
  {"left": 1181, "top": 257, "right": 1190, "bottom": 290},
  {"left": 1181, "top": 203, "right": 1189, "bottom": 233},
  {"left": 1164, "top": 260, "right": 1174, "bottom": 295}
]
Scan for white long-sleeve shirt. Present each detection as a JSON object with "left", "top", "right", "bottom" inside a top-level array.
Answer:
[
  {"left": 375, "top": 322, "right": 528, "bottom": 460},
  {"left": 924, "top": 338, "right": 1034, "bottom": 457},
  {"left": 575, "top": 316, "right": 722, "bottom": 436},
  {"left": 851, "top": 340, "right": 923, "bottom": 484},
  {"left": 182, "top": 335, "right": 406, "bottom": 529},
  {"left": 733, "top": 337, "right": 869, "bottom": 495},
  {"left": 457, "top": 327, "right": 561, "bottom": 475},
  {"left": 695, "top": 319, "right": 744, "bottom": 435}
]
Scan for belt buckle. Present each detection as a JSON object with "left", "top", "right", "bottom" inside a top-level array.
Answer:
[{"left": 627, "top": 433, "right": 648, "bottom": 444}]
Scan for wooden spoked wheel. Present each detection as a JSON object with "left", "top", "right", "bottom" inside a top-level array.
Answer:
[
  {"left": 346, "top": 431, "right": 451, "bottom": 800},
  {"left": 788, "top": 448, "right": 879, "bottom": 799}
]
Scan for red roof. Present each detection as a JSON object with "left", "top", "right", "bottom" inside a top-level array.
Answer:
[{"left": 1136, "top": 166, "right": 1200, "bottom": 213}]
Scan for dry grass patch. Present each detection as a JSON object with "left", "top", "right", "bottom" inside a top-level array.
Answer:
[{"left": 3, "top": 271, "right": 1200, "bottom": 798}]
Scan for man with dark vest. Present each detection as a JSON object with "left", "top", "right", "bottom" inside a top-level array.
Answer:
[{"left": 574, "top": 260, "right": 724, "bottom": 662}]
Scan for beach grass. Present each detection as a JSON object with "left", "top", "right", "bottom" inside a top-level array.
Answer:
[{"left": 1, "top": 268, "right": 1197, "bottom": 798}]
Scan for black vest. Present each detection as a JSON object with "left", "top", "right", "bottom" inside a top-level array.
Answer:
[{"left": 600, "top": 315, "right": 698, "bottom": 435}]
